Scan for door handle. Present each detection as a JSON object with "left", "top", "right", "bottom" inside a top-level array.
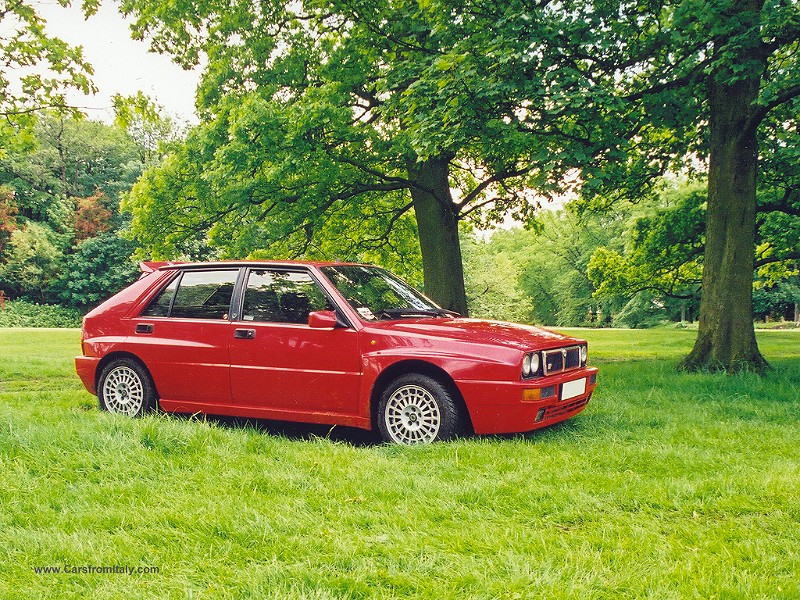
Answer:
[
  {"left": 135, "top": 323, "right": 154, "bottom": 334},
  {"left": 234, "top": 328, "right": 256, "bottom": 339}
]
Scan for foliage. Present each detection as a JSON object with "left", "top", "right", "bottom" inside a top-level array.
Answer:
[
  {"left": 0, "top": 0, "right": 96, "bottom": 125},
  {"left": 520, "top": 208, "right": 631, "bottom": 326},
  {"left": 0, "top": 222, "right": 63, "bottom": 302},
  {"left": 116, "top": 0, "right": 800, "bottom": 361},
  {"left": 588, "top": 180, "right": 800, "bottom": 325},
  {"left": 1, "top": 327, "right": 799, "bottom": 597},
  {"left": 753, "top": 281, "right": 800, "bottom": 322},
  {"left": 461, "top": 231, "right": 534, "bottom": 324},
  {"left": 73, "top": 191, "right": 113, "bottom": 242},
  {"left": 756, "top": 211, "right": 800, "bottom": 284},
  {"left": 0, "top": 114, "right": 142, "bottom": 226},
  {"left": 120, "top": 0, "right": 689, "bottom": 311},
  {"left": 587, "top": 185, "right": 705, "bottom": 300},
  {"left": 0, "top": 299, "right": 82, "bottom": 328},
  {"left": 0, "top": 186, "right": 18, "bottom": 253},
  {"left": 612, "top": 292, "right": 671, "bottom": 329},
  {"left": 124, "top": 115, "right": 425, "bottom": 271},
  {"left": 0, "top": 113, "right": 166, "bottom": 309},
  {"left": 53, "top": 234, "right": 139, "bottom": 310},
  {"left": 112, "top": 92, "right": 183, "bottom": 165},
  {"left": 463, "top": 204, "right": 683, "bottom": 327}
]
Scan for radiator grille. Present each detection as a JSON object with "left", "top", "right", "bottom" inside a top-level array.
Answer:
[{"left": 542, "top": 345, "right": 583, "bottom": 376}]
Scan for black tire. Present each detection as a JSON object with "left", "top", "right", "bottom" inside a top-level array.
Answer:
[
  {"left": 377, "top": 373, "right": 461, "bottom": 445},
  {"left": 97, "top": 358, "right": 157, "bottom": 417}
]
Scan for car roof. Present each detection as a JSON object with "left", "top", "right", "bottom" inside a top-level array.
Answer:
[{"left": 139, "top": 260, "right": 370, "bottom": 273}]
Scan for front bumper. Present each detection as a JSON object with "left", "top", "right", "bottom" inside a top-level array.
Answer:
[{"left": 456, "top": 366, "right": 599, "bottom": 435}]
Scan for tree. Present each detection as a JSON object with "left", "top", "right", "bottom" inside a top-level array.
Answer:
[
  {"left": 587, "top": 183, "right": 706, "bottom": 322},
  {"left": 112, "top": 92, "right": 182, "bottom": 165},
  {"left": 0, "top": 113, "right": 142, "bottom": 229},
  {"left": 497, "top": 0, "right": 799, "bottom": 371},
  {"left": 0, "top": 112, "right": 163, "bottom": 306},
  {"left": 53, "top": 233, "right": 138, "bottom": 310},
  {"left": 74, "top": 191, "right": 114, "bottom": 241},
  {"left": 119, "top": 0, "right": 614, "bottom": 315},
  {"left": 588, "top": 179, "right": 800, "bottom": 327},
  {"left": 0, "top": 0, "right": 96, "bottom": 132},
  {"left": 461, "top": 229, "right": 536, "bottom": 324},
  {"left": 0, "top": 222, "right": 63, "bottom": 301},
  {"left": 0, "top": 186, "right": 18, "bottom": 255},
  {"left": 120, "top": 0, "right": 800, "bottom": 369}
]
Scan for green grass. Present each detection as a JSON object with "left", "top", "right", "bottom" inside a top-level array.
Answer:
[{"left": 1, "top": 328, "right": 798, "bottom": 599}]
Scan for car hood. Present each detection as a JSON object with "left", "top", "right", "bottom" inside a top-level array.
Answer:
[{"left": 363, "top": 318, "right": 582, "bottom": 352}]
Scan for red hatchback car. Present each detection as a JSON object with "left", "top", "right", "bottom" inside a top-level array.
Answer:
[{"left": 76, "top": 261, "right": 598, "bottom": 444}]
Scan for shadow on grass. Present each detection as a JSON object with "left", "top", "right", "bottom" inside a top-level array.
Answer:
[
  {"left": 190, "top": 414, "right": 585, "bottom": 446},
  {"left": 140, "top": 400, "right": 591, "bottom": 447},
  {"left": 167, "top": 411, "right": 382, "bottom": 447}
]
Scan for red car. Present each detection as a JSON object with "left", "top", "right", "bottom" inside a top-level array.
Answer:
[{"left": 76, "top": 261, "right": 598, "bottom": 444}]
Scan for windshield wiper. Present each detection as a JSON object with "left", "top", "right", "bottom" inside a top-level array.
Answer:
[{"left": 379, "top": 308, "right": 460, "bottom": 319}]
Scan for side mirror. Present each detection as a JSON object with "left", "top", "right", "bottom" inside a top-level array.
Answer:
[{"left": 308, "top": 310, "right": 338, "bottom": 329}]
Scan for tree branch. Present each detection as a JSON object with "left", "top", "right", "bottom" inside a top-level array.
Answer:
[
  {"left": 757, "top": 189, "right": 800, "bottom": 216},
  {"left": 624, "top": 59, "right": 710, "bottom": 102},
  {"left": 456, "top": 166, "right": 534, "bottom": 211},
  {"left": 755, "top": 252, "right": 800, "bottom": 269},
  {"left": 744, "top": 82, "right": 800, "bottom": 138}
]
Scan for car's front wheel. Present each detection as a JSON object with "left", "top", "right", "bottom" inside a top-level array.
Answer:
[
  {"left": 377, "top": 374, "right": 461, "bottom": 445},
  {"left": 98, "top": 358, "right": 156, "bottom": 417}
]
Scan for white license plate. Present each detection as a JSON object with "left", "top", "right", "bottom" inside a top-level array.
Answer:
[{"left": 561, "top": 378, "right": 586, "bottom": 400}]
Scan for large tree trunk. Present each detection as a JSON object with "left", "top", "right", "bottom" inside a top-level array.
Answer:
[
  {"left": 681, "top": 43, "right": 768, "bottom": 373},
  {"left": 406, "top": 156, "right": 468, "bottom": 315}
]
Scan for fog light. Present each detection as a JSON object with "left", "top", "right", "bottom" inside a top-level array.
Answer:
[
  {"left": 589, "top": 373, "right": 597, "bottom": 384},
  {"left": 535, "top": 408, "right": 546, "bottom": 423},
  {"left": 541, "top": 385, "right": 556, "bottom": 399}
]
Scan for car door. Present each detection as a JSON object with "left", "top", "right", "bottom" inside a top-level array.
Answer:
[
  {"left": 130, "top": 268, "right": 239, "bottom": 407},
  {"left": 228, "top": 267, "right": 361, "bottom": 418}
]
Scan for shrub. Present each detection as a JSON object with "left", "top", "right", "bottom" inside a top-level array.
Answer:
[
  {"left": 52, "top": 233, "right": 139, "bottom": 310},
  {"left": 0, "top": 299, "right": 82, "bottom": 328}
]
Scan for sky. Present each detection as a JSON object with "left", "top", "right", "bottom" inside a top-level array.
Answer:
[{"left": 36, "top": 0, "right": 201, "bottom": 124}]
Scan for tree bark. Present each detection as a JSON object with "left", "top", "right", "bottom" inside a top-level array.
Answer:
[
  {"left": 681, "top": 35, "right": 769, "bottom": 373},
  {"left": 406, "top": 156, "right": 468, "bottom": 315}
]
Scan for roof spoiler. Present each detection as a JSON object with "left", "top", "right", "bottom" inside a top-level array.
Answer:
[{"left": 139, "top": 261, "right": 184, "bottom": 278}]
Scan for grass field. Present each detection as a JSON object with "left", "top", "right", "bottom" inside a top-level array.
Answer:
[{"left": 1, "top": 327, "right": 798, "bottom": 599}]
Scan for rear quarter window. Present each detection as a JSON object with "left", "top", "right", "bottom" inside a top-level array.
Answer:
[{"left": 142, "top": 270, "right": 239, "bottom": 320}]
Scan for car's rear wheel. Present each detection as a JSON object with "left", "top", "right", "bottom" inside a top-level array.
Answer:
[
  {"left": 377, "top": 374, "right": 461, "bottom": 445},
  {"left": 98, "top": 358, "right": 156, "bottom": 417}
]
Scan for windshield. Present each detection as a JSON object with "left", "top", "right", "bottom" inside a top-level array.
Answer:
[{"left": 320, "top": 265, "right": 454, "bottom": 321}]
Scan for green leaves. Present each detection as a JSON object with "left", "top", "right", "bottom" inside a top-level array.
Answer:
[
  {"left": 587, "top": 184, "right": 706, "bottom": 300},
  {"left": 0, "top": 1, "right": 96, "bottom": 123}
]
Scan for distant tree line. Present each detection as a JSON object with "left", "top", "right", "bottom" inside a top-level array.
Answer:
[
  {"left": 0, "top": 96, "right": 179, "bottom": 311},
  {"left": 463, "top": 180, "right": 800, "bottom": 328}
]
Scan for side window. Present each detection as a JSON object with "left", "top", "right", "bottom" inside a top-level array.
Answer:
[
  {"left": 142, "top": 270, "right": 238, "bottom": 320},
  {"left": 142, "top": 276, "right": 179, "bottom": 317},
  {"left": 242, "top": 270, "right": 332, "bottom": 324},
  {"left": 171, "top": 270, "right": 238, "bottom": 319}
]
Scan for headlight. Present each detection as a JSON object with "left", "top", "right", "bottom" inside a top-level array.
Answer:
[
  {"left": 530, "top": 352, "right": 540, "bottom": 375},
  {"left": 580, "top": 345, "right": 588, "bottom": 364},
  {"left": 522, "top": 354, "right": 532, "bottom": 377}
]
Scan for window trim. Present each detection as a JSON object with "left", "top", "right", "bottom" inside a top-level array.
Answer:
[
  {"left": 236, "top": 266, "right": 352, "bottom": 328},
  {"left": 139, "top": 267, "right": 243, "bottom": 321}
]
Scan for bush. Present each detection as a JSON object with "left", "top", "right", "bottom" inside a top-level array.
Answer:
[
  {"left": 52, "top": 233, "right": 139, "bottom": 311},
  {"left": 0, "top": 300, "right": 82, "bottom": 328}
]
